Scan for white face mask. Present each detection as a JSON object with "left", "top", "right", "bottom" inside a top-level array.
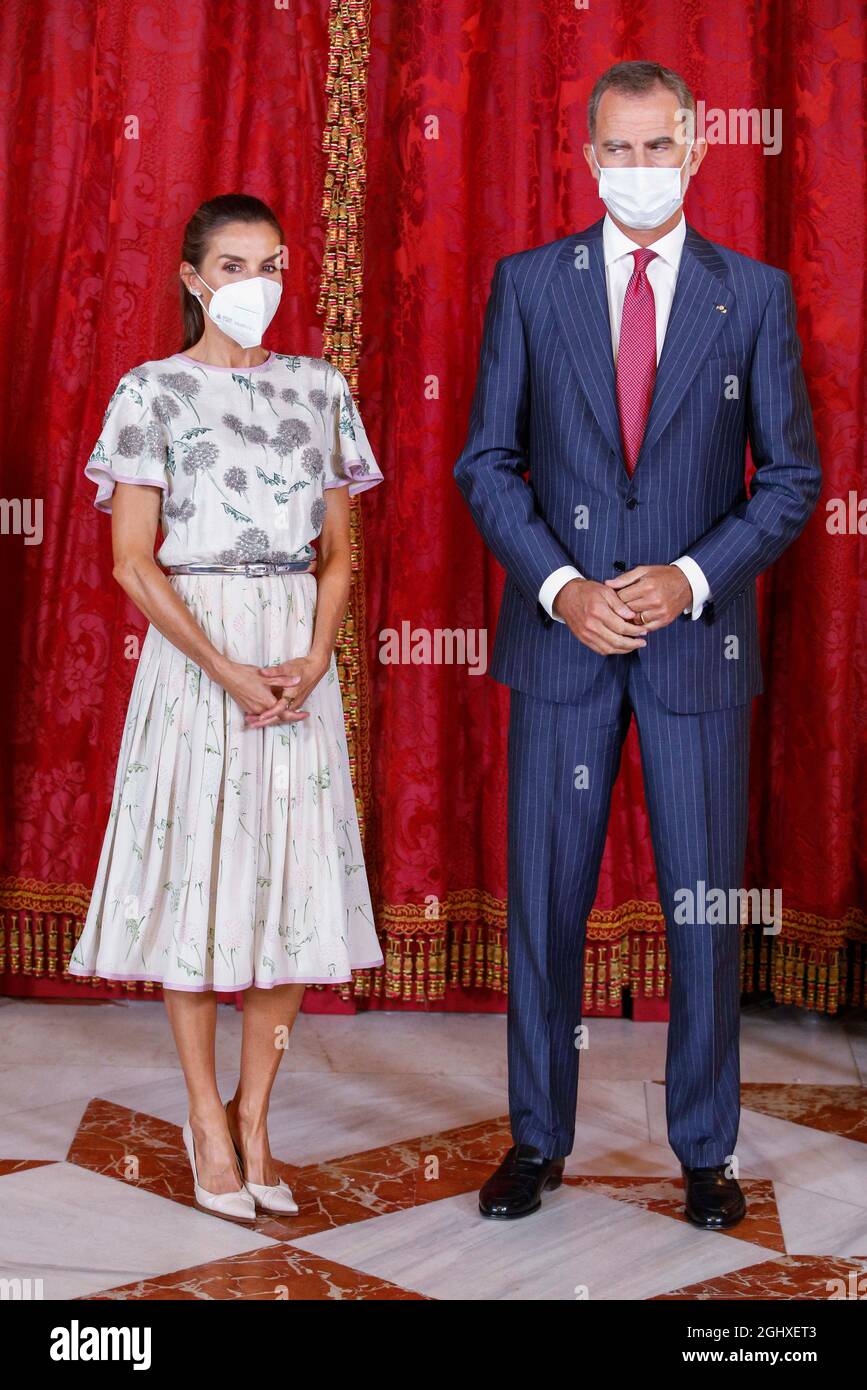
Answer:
[
  {"left": 592, "top": 142, "right": 693, "bottom": 230},
  {"left": 190, "top": 273, "right": 282, "bottom": 349}
]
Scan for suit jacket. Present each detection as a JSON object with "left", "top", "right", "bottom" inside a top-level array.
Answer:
[{"left": 454, "top": 218, "right": 822, "bottom": 713}]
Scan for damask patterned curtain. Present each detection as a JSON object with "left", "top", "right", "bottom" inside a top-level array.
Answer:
[
  {"left": 357, "top": 0, "right": 866, "bottom": 1015},
  {"left": 1, "top": 0, "right": 864, "bottom": 1017}
]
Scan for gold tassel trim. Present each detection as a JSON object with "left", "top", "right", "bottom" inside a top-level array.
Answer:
[{"left": 3, "top": 887, "right": 864, "bottom": 1014}]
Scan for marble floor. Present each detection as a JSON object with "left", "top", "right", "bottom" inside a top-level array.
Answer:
[{"left": 1, "top": 997, "right": 866, "bottom": 1301}]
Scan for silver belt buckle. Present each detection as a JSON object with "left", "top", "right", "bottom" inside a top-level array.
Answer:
[{"left": 244, "top": 563, "right": 270, "bottom": 576}]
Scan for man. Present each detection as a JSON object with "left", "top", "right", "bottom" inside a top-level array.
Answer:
[{"left": 454, "top": 60, "right": 821, "bottom": 1230}]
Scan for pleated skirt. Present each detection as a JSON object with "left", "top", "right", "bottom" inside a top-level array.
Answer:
[{"left": 69, "top": 572, "right": 383, "bottom": 991}]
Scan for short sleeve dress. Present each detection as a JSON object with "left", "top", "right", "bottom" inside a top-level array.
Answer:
[{"left": 69, "top": 351, "right": 385, "bottom": 991}]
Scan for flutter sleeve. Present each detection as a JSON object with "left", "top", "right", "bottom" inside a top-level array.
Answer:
[
  {"left": 84, "top": 370, "right": 169, "bottom": 514},
  {"left": 325, "top": 367, "right": 384, "bottom": 495}
]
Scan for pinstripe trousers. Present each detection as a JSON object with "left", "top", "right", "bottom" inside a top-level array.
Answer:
[{"left": 506, "top": 651, "right": 751, "bottom": 1167}]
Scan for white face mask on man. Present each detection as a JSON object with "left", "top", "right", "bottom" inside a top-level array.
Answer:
[
  {"left": 592, "top": 142, "right": 693, "bottom": 230},
  {"left": 189, "top": 273, "right": 282, "bottom": 349}
]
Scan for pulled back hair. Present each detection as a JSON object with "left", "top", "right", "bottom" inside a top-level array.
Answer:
[{"left": 180, "top": 194, "right": 284, "bottom": 350}]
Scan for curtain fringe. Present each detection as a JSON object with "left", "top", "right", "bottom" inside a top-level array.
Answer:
[{"left": 2, "top": 905, "right": 865, "bottom": 1014}]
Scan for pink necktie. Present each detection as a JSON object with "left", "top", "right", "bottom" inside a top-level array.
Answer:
[{"left": 616, "top": 247, "right": 658, "bottom": 477}]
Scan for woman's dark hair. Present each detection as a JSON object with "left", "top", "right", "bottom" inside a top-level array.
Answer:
[{"left": 180, "top": 194, "right": 284, "bottom": 350}]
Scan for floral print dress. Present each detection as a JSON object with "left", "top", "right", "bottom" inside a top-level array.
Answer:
[{"left": 69, "top": 351, "right": 385, "bottom": 991}]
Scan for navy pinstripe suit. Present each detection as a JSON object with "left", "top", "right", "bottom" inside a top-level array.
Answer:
[{"left": 454, "top": 218, "right": 821, "bottom": 1165}]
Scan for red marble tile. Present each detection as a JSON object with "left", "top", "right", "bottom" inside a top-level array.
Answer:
[
  {"left": 286, "top": 1139, "right": 421, "bottom": 1237},
  {"left": 68, "top": 1098, "right": 205, "bottom": 1207},
  {"left": 561, "top": 1175, "right": 785, "bottom": 1252},
  {"left": 410, "top": 1114, "right": 513, "bottom": 1204},
  {"left": 274, "top": 1114, "right": 513, "bottom": 1235},
  {"left": 0, "top": 1159, "right": 56, "bottom": 1176},
  {"left": 79, "top": 1242, "right": 429, "bottom": 1301},
  {"left": 415, "top": 1113, "right": 513, "bottom": 1162},
  {"left": 67, "top": 1097, "right": 329, "bottom": 1239},
  {"left": 275, "top": 1114, "right": 513, "bottom": 1235},
  {"left": 66, "top": 1097, "right": 423, "bottom": 1239},
  {"left": 740, "top": 1084, "right": 867, "bottom": 1142},
  {"left": 652, "top": 1255, "right": 867, "bottom": 1300},
  {"left": 67, "top": 1099, "right": 513, "bottom": 1230}
]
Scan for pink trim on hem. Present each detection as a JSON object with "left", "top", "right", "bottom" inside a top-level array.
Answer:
[
  {"left": 66, "top": 959, "right": 385, "bottom": 992},
  {"left": 172, "top": 351, "right": 274, "bottom": 374}
]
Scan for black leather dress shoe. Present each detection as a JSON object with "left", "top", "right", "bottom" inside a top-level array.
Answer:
[
  {"left": 479, "top": 1143, "right": 565, "bottom": 1219},
  {"left": 681, "top": 1163, "right": 746, "bottom": 1229}
]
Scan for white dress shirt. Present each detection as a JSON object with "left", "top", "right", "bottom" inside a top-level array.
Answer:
[{"left": 539, "top": 212, "right": 711, "bottom": 623}]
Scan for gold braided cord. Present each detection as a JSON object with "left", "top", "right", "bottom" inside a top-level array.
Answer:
[
  {"left": 315, "top": 0, "right": 380, "bottom": 999},
  {"left": 317, "top": 0, "right": 370, "bottom": 394}
]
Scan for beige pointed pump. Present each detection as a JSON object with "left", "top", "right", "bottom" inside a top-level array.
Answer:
[
  {"left": 224, "top": 1101, "right": 299, "bottom": 1215},
  {"left": 182, "top": 1118, "right": 257, "bottom": 1224}
]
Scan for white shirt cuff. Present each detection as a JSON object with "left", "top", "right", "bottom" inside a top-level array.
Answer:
[
  {"left": 671, "top": 556, "right": 711, "bottom": 620},
  {"left": 539, "top": 566, "right": 583, "bottom": 622}
]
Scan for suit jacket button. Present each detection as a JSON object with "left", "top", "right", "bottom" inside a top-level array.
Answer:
[
  {"left": 613, "top": 560, "right": 626, "bottom": 572},
  {"left": 626, "top": 497, "right": 638, "bottom": 510}
]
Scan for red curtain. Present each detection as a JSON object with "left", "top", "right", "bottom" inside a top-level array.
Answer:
[
  {"left": 2, "top": 1, "right": 865, "bottom": 1015},
  {"left": 357, "top": 0, "right": 866, "bottom": 1012}
]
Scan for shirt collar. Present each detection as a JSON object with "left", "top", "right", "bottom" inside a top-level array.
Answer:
[{"left": 602, "top": 211, "right": 687, "bottom": 271}]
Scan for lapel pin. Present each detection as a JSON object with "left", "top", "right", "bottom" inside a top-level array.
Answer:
[{"left": 715, "top": 304, "right": 728, "bottom": 313}]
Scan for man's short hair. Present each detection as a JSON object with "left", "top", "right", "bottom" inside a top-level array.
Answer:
[{"left": 588, "top": 60, "right": 695, "bottom": 142}]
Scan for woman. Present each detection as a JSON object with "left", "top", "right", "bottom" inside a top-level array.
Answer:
[{"left": 69, "top": 194, "right": 384, "bottom": 1224}]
